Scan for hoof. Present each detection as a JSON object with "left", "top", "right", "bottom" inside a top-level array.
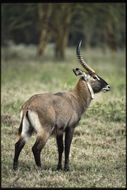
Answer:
[
  {"left": 57, "top": 165, "right": 62, "bottom": 170},
  {"left": 64, "top": 167, "right": 70, "bottom": 172},
  {"left": 13, "top": 163, "right": 18, "bottom": 170},
  {"left": 37, "top": 166, "right": 43, "bottom": 170}
]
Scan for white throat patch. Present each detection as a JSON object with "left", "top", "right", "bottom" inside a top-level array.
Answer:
[
  {"left": 87, "top": 82, "right": 94, "bottom": 99},
  {"left": 83, "top": 74, "right": 94, "bottom": 99}
]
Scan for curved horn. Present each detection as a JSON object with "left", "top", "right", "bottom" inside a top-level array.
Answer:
[{"left": 76, "top": 40, "right": 95, "bottom": 74}]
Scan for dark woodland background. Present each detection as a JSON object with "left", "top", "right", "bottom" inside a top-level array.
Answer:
[{"left": 2, "top": 3, "right": 125, "bottom": 59}]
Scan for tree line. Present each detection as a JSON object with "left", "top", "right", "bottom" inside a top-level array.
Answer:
[{"left": 2, "top": 3, "right": 125, "bottom": 58}]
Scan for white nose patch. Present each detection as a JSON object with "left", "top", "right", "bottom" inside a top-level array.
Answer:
[{"left": 102, "top": 85, "right": 110, "bottom": 92}]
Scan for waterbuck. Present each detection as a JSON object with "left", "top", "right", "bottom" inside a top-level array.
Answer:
[{"left": 13, "top": 41, "right": 110, "bottom": 171}]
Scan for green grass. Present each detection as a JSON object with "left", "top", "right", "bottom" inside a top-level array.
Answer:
[{"left": 1, "top": 44, "right": 126, "bottom": 188}]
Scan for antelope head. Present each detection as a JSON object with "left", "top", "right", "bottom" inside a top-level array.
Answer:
[{"left": 73, "top": 41, "right": 110, "bottom": 98}]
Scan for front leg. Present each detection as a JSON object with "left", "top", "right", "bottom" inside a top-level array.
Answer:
[
  {"left": 56, "top": 134, "right": 63, "bottom": 170},
  {"left": 64, "top": 127, "right": 74, "bottom": 171}
]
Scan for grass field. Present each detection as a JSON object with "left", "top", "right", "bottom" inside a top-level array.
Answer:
[{"left": 1, "top": 44, "right": 126, "bottom": 188}]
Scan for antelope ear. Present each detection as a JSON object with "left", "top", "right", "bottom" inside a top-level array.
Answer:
[{"left": 73, "top": 68, "right": 84, "bottom": 76}]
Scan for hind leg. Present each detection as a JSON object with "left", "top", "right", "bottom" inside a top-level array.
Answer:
[
  {"left": 26, "top": 110, "right": 53, "bottom": 168},
  {"left": 32, "top": 132, "right": 50, "bottom": 168},
  {"left": 13, "top": 115, "right": 33, "bottom": 170},
  {"left": 13, "top": 137, "right": 25, "bottom": 170}
]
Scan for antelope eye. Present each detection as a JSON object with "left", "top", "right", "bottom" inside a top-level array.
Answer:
[{"left": 93, "top": 76, "right": 97, "bottom": 80}]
